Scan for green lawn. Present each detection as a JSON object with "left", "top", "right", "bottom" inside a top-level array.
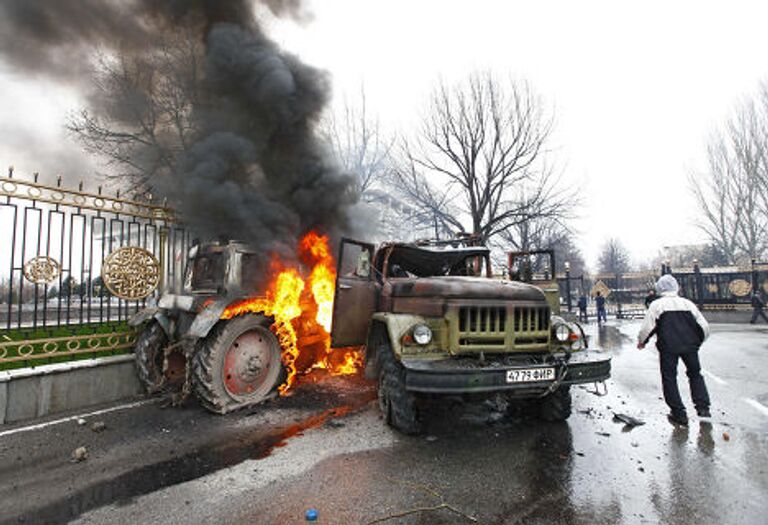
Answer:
[{"left": 0, "top": 322, "right": 137, "bottom": 371}]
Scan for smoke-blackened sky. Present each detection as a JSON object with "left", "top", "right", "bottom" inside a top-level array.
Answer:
[{"left": 0, "top": 0, "right": 358, "bottom": 262}]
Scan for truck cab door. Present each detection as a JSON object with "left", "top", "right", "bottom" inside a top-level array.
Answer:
[{"left": 331, "top": 238, "right": 378, "bottom": 347}]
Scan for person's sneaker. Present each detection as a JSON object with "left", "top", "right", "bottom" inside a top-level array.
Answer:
[
  {"left": 667, "top": 412, "right": 689, "bottom": 426},
  {"left": 697, "top": 408, "right": 712, "bottom": 418}
]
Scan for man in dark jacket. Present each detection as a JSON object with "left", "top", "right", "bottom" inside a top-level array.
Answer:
[
  {"left": 644, "top": 289, "right": 657, "bottom": 309},
  {"left": 750, "top": 291, "right": 768, "bottom": 324},
  {"left": 595, "top": 291, "right": 607, "bottom": 324},
  {"left": 577, "top": 293, "right": 588, "bottom": 322},
  {"left": 637, "top": 275, "right": 711, "bottom": 426}
]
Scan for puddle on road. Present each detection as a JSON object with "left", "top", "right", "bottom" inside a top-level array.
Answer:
[
  {"left": 20, "top": 386, "right": 377, "bottom": 524},
  {"left": 587, "top": 323, "right": 634, "bottom": 351}
]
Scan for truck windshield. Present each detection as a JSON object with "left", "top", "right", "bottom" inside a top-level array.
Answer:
[{"left": 386, "top": 245, "right": 489, "bottom": 278}]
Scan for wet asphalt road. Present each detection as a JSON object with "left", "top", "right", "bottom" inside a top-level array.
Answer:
[{"left": 1, "top": 320, "right": 767, "bottom": 524}]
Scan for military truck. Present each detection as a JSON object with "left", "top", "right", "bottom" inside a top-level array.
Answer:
[
  {"left": 129, "top": 240, "right": 285, "bottom": 413},
  {"left": 330, "top": 238, "right": 611, "bottom": 434}
]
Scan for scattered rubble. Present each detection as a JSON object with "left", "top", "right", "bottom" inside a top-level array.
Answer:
[
  {"left": 76, "top": 418, "right": 86, "bottom": 426},
  {"left": 91, "top": 422, "right": 107, "bottom": 433},
  {"left": 612, "top": 413, "right": 645, "bottom": 428},
  {"left": 71, "top": 447, "right": 88, "bottom": 462},
  {"left": 723, "top": 432, "right": 731, "bottom": 441}
]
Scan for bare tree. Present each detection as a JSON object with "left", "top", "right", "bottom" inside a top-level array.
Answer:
[
  {"left": 67, "top": 26, "right": 204, "bottom": 192},
  {"left": 391, "top": 72, "right": 571, "bottom": 244},
  {"left": 598, "top": 238, "right": 631, "bottom": 276},
  {"left": 321, "top": 88, "right": 393, "bottom": 197},
  {"left": 691, "top": 85, "right": 768, "bottom": 263}
]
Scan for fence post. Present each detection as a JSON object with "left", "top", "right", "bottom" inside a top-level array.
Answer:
[
  {"left": 752, "top": 258, "right": 758, "bottom": 294},
  {"left": 565, "top": 261, "right": 572, "bottom": 313},
  {"left": 694, "top": 259, "right": 703, "bottom": 307}
]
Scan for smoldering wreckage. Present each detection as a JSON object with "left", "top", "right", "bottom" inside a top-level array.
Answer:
[{"left": 0, "top": 0, "right": 611, "bottom": 434}]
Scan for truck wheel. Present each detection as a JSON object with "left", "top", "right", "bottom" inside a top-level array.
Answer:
[
  {"left": 134, "top": 321, "right": 170, "bottom": 394},
  {"left": 538, "top": 386, "right": 572, "bottom": 421},
  {"left": 193, "top": 314, "right": 283, "bottom": 414},
  {"left": 376, "top": 342, "right": 421, "bottom": 435}
]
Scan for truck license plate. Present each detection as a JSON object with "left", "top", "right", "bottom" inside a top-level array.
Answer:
[{"left": 506, "top": 367, "right": 555, "bottom": 383}]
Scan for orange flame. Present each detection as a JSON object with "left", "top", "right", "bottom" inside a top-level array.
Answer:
[{"left": 221, "top": 231, "right": 362, "bottom": 395}]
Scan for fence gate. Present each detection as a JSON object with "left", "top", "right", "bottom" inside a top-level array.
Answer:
[{"left": 0, "top": 169, "right": 190, "bottom": 369}]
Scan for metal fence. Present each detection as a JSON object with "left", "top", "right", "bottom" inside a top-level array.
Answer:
[
  {"left": 672, "top": 263, "right": 768, "bottom": 309},
  {"left": 0, "top": 169, "right": 190, "bottom": 367}
]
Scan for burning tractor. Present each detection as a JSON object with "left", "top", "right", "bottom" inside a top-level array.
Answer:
[
  {"left": 328, "top": 238, "right": 611, "bottom": 434},
  {"left": 130, "top": 237, "right": 333, "bottom": 413}
]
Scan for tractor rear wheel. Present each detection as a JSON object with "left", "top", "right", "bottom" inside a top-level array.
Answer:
[{"left": 193, "top": 314, "right": 283, "bottom": 414}]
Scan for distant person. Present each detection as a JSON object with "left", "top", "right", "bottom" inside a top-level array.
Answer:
[
  {"left": 577, "top": 293, "right": 588, "bottom": 323},
  {"left": 644, "top": 289, "right": 657, "bottom": 309},
  {"left": 637, "top": 275, "right": 711, "bottom": 427},
  {"left": 595, "top": 291, "right": 607, "bottom": 324},
  {"left": 750, "top": 290, "right": 768, "bottom": 324}
]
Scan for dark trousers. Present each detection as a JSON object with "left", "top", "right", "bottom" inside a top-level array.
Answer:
[
  {"left": 750, "top": 307, "right": 768, "bottom": 324},
  {"left": 597, "top": 307, "right": 607, "bottom": 324},
  {"left": 578, "top": 308, "right": 587, "bottom": 322},
  {"left": 659, "top": 351, "right": 710, "bottom": 416}
]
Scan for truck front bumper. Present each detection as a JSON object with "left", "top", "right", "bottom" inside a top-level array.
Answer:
[{"left": 401, "top": 351, "right": 611, "bottom": 395}]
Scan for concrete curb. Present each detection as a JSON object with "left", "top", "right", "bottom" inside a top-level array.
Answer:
[{"left": 0, "top": 355, "right": 142, "bottom": 425}]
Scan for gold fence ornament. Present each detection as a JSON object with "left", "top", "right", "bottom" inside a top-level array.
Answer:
[
  {"left": 103, "top": 246, "right": 160, "bottom": 300},
  {"left": 22, "top": 256, "right": 61, "bottom": 284},
  {"left": 728, "top": 279, "right": 752, "bottom": 297}
]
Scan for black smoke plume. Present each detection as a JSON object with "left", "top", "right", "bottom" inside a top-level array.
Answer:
[{"left": 0, "top": 0, "right": 358, "bottom": 266}]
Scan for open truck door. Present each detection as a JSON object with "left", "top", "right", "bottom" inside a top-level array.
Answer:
[{"left": 331, "top": 238, "right": 378, "bottom": 347}]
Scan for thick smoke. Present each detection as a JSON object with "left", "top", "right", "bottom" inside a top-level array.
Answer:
[{"left": 0, "top": 0, "right": 358, "bottom": 267}]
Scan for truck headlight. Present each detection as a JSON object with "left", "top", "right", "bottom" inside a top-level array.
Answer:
[
  {"left": 413, "top": 324, "right": 433, "bottom": 345},
  {"left": 555, "top": 324, "right": 570, "bottom": 342}
]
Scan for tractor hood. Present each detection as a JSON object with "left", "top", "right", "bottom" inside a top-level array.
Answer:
[{"left": 389, "top": 276, "right": 546, "bottom": 302}]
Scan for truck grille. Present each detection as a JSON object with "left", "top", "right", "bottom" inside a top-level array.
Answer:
[{"left": 455, "top": 305, "right": 550, "bottom": 352}]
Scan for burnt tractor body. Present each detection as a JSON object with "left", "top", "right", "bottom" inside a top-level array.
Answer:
[
  {"left": 330, "top": 238, "right": 611, "bottom": 434},
  {"left": 129, "top": 240, "right": 284, "bottom": 413}
]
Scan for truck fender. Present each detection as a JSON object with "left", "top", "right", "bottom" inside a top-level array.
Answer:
[
  {"left": 365, "top": 313, "right": 427, "bottom": 379},
  {"left": 187, "top": 299, "right": 231, "bottom": 339}
]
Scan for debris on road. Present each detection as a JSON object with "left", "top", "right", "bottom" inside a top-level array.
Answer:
[
  {"left": 305, "top": 508, "right": 318, "bottom": 521},
  {"left": 595, "top": 432, "right": 611, "bottom": 437},
  {"left": 365, "top": 477, "right": 478, "bottom": 524},
  {"left": 612, "top": 413, "right": 645, "bottom": 428},
  {"left": 91, "top": 421, "right": 107, "bottom": 433},
  {"left": 76, "top": 418, "right": 87, "bottom": 426},
  {"left": 723, "top": 432, "right": 731, "bottom": 441},
  {"left": 71, "top": 446, "right": 88, "bottom": 462}
]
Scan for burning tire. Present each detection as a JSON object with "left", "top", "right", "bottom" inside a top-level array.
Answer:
[
  {"left": 538, "top": 386, "right": 572, "bottom": 421},
  {"left": 134, "top": 321, "right": 176, "bottom": 394},
  {"left": 376, "top": 341, "right": 421, "bottom": 435},
  {"left": 193, "top": 314, "right": 283, "bottom": 414}
]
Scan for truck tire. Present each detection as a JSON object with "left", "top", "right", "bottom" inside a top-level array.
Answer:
[
  {"left": 376, "top": 342, "right": 421, "bottom": 435},
  {"left": 193, "top": 314, "right": 283, "bottom": 414},
  {"left": 134, "top": 321, "right": 169, "bottom": 394},
  {"left": 538, "top": 386, "right": 572, "bottom": 421}
]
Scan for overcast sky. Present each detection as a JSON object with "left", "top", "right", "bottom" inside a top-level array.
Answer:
[{"left": 2, "top": 0, "right": 768, "bottom": 270}]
